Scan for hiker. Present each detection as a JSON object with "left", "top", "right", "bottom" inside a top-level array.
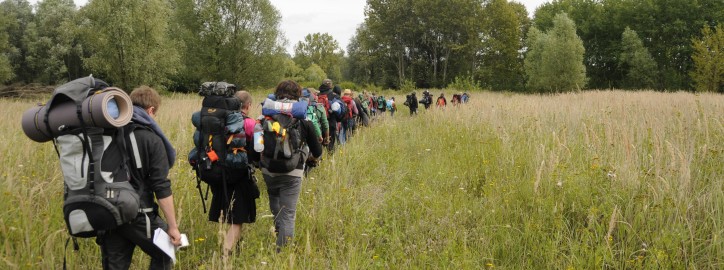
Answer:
[
  {"left": 259, "top": 80, "right": 323, "bottom": 251},
  {"left": 302, "top": 88, "right": 328, "bottom": 143},
  {"left": 461, "top": 92, "right": 470, "bottom": 103},
  {"left": 452, "top": 93, "right": 462, "bottom": 106},
  {"left": 405, "top": 92, "right": 418, "bottom": 115},
  {"left": 387, "top": 96, "right": 397, "bottom": 117},
  {"left": 436, "top": 93, "right": 447, "bottom": 108},
  {"left": 100, "top": 86, "right": 181, "bottom": 270},
  {"left": 421, "top": 90, "right": 433, "bottom": 109},
  {"left": 377, "top": 94, "right": 386, "bottom": 114},
  {"left": 209, "top": 90, "right": 260, "bottom": 257},
  {"left": 318, "top": 79, "right": 339, "bottom": 152},
  {"left": 339, "top": 89, "right": 358, "bottom": 145},
  {"left": 356, "top": 92, "right": 371, "bottom": 126},
  {"left": 302, "top": 88, "right": 328, "bottom": 174},
  {"left": 370, "top": 93, "right": 378, "bottom": 117}
]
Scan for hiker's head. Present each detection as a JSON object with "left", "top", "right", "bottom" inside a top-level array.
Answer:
[
  {"left": 235, "top": 90, "right": 253, "bottom": 112},
  {"left": 323, "top": 79, "right": 332, "bottom": 87},
  {"left": 130, "top": 85, "right": 161, "bottom": 118},
  {"left": 343, "top": 89, "right": 352, "bottom": 96},
  {"left": 275, "top": 80, "right": 302, "bottom": 100}
]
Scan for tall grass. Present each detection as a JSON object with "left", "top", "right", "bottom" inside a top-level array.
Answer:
[{"left": 1, "top": 90, "right": 722, "bottom": 269}]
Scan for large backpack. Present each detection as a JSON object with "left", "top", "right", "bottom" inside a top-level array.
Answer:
[
  {"left": 21, "top": 76, "right": 140, "bottom": 238},
  {"left": 305, "top": 104, "right": 321, "bottom": 138},
  {"left": 377, "top": 96, "right": 386, "bottom": 111},
  {"left": 317, "top": 93, "right": 331, "bottom": 117},
  {"left": 259, "top": 113, "right": 305, "bottom": 173},
  {"left": 358, "top": 95, "right": 370, "bottom": 113},
  {"left": 327, "top": 95, "right": 347, "bottom": 121},
  {"left": 189, "top": 82, "right": 247, "bottom": 187}
]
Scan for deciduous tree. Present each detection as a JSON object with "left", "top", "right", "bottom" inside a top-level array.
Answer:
[
  {"left": 525, "top": 13, "right": 586, "bottom": 92},
  {"left": 80, "top": 0, "right": 179, "bottom": 90},
  {"left": 0, "top": 0, "right": 33, "bottom": 83},
  {"left": 690, "top": 24, "right": 724, "bottom": 93},
  {"left": 293, "top": 33, "right": 343, "bottom": 82},
  {"left": 172, "top": 0, "right": 286, "bottom": 89},
  {"left": 619, "top": 27, "right": 656, "bottom": 89},
  {"left": 25, "top": 0, "right": 81, "bottom": 84}
]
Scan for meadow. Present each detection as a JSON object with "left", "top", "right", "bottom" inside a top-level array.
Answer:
[{"left": 1, "top": 90, "right": 722, "bottom": 269}]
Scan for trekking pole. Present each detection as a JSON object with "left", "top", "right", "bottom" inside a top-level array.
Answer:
[{"left": 195, "top": 174, "right": 208, "bottom": 213}]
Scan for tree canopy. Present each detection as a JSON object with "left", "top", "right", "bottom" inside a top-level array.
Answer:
[{"left": 0, "top": 0, "right": 722, "bottom": 92}]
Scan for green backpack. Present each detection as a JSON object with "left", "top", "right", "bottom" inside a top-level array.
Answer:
[
  {"left": 377, "top": 96, "right": 386, "bottom": 110},
  {"left": 305, "top": 105, "right": 321, "bottom": 138}
]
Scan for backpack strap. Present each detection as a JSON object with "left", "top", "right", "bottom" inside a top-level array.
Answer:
[
  {"left": 122, "top": 123, "right": 157, "bottom": 239},
  {"left": 138, "top": 208, "right": 154, "bottom": 238}
]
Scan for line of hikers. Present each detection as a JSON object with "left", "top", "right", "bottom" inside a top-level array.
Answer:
[
  {"left": 28, "top": 75, "right": 472, "bottom": 269},
  {"left": 404, "top": 89, "right": 471, "bottom": 115}
]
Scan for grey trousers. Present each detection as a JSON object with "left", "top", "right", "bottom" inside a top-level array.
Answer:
[{"left": 262, "top": 174, "right": 302, "bottom": 247}]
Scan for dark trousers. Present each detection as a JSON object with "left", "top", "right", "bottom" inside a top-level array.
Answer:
[
  {"left": 327, "top": 118, "right": 337, "bottom": 152},
  {"left": 100, "top": 213, "right": 172, "bottom": 270}
]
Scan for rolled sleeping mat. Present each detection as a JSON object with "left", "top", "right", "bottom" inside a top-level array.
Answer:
[
  {"left": 261, "top": 98, "right": 308, "bottom": 119},
  {"left": 21, "top": 88, "right": 133, "bottom": 142}
]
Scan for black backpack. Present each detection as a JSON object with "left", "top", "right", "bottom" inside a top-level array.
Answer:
[
  {"left": 189, "top": 82, "right": 248, "bottom": 186},
  {"left": 21, "top": 76, "right": 141, "bottom": 238},
  {"left": 259, "top": 113, "right": 304, "bottom": 173}
]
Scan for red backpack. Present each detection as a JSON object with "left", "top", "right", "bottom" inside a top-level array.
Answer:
[
  {"left": 317, "top": 93, "right": 331, "bottom": 117},
  {"left": 341, "top": 96, "right": 355, "bottom": 119}
]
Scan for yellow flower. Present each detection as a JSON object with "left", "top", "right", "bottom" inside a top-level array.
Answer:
[{"left": 486, "top": 262, "right": 494, "bottom": 268}]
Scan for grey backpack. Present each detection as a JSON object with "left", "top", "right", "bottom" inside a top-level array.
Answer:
[{"left": 26, "top": 76, "right": 141, "bottom": 238}]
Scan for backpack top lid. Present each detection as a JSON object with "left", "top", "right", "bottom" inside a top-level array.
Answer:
[
  {"left": 199, "top": 81, "right": 237, "bottom": 97},
  {"left": 48, "top": 75, "right": 108, "bottom": 107}
]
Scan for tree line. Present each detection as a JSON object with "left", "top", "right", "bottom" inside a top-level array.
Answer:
[{"left": 0, "top": 0, "right": 722, "bottom": 93}]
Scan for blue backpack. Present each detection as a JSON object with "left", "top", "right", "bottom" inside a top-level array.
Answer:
[{"left": 329, "top": 96, "right": 348, "bottom": 121}]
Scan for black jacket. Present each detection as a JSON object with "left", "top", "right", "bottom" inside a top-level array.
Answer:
[{"left": 124, "top": 124, "right": 173, "bottom": 211}]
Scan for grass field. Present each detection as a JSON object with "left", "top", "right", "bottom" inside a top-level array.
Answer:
[{"left": 1, "top": 90, "right": 723, "bottom": 269}]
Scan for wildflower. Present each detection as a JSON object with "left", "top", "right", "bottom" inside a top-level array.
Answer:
[
  {"left": 486, "top": 262, "right": 495, "bottom": 268},
  {"left": 194, "top": 237, "right": 205, "bottom": 242}
]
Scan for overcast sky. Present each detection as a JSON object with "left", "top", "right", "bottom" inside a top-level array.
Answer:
[{"left": 61, "top": 0, "right": 549, "bottom": 55}]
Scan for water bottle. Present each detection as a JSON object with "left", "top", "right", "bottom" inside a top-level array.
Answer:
[{"left": 253, "top": 123, "right": 264, "bottom": 152}]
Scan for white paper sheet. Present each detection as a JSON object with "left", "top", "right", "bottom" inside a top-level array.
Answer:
[{"left": 153, "top": 228, "right": 176, "bottom": 264}]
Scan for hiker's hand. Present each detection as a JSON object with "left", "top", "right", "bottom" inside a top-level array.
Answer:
[
  {"left": 318, "top": 136, "right": 323, "bottom": 143},
  {"left": 168, "top": 226, "right": 182, "bottom": 246}
]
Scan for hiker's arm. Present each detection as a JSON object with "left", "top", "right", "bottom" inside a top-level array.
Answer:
[
  {"left": 143, "top": 131, "right": 180, "bottom": 245},
  {"left": 305, "top": 122, "right": 323, "bottom": 158},
  {"left": 145, "top": 134, "right": 172, "bottom": 200},
  {"left": 318, "top": 106, "right": 329, "bottom": 133},
  {"left": 158, "top": 196, "right": 181, "bottom": 246}
]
